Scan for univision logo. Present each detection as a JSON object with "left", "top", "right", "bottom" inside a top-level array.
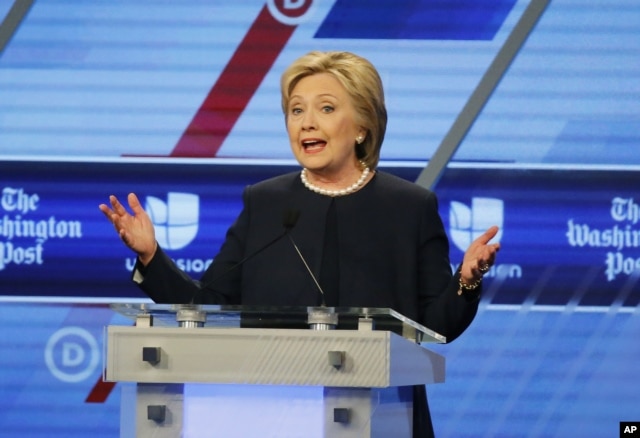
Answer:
[
  {"left": 145, "top": 192, "right": 199, "bottom": 250},
  {"left": 449, "top": 197, "right": 504, "bottom": 252}
]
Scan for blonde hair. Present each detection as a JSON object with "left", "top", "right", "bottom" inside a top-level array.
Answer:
[{"left": 281, "top": 51, "right": 387, "bottom": 169}]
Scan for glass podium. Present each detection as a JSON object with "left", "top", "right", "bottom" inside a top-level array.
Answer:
[{"left": 105, "top": 304, "right": 446, "bottom": 438}]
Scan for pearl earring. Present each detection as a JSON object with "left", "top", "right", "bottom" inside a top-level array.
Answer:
[{"left": 356, "top": 136, "right": 364, "bottom": 144}]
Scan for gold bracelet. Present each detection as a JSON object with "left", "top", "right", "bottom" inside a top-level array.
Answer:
[{"left": 457, "top": 276, "right": 482, "bottom": 296}]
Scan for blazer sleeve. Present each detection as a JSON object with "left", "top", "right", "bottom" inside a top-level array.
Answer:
[
  {"left": 417, "top": 191, "right": 480, "bottom": 342},
  {"left": 135, "top": 187, "right": 252, "bottom": 304}
]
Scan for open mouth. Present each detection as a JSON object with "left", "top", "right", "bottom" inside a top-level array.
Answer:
[{"left": 302, "top": 139, "right": 326, "bottom": 153}]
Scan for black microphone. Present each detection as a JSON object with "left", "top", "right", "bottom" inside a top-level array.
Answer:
[
  {"left": 283, "top": 217, "right": 328, "bottom": 307},
  {"left": 191, "top": 209, "right": 301, "bottom": 304}
]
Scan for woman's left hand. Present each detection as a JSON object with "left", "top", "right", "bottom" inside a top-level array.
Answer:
[{"left": 460, "top": 225, "right": 501, "bottom": 284}]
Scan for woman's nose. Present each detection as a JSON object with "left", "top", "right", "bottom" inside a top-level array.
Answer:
[{"left": 301, "top": 111, "right": 316, "bottom": 130}]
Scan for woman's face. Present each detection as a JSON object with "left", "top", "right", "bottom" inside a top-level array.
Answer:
[{"left": 286, "top": 73, "right": 365, "bottom": 181}]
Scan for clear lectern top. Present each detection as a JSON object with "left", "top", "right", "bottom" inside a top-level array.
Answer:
[{"left": 110, "top": 304, "right": 446, "bottom": 344}]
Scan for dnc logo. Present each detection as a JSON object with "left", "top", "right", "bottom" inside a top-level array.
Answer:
[
  {"left": 145, "top": 192, "right": 199, "bottom": 250},
  {"left": 449, "top": 197, "right": 504, "bottom": 252}
]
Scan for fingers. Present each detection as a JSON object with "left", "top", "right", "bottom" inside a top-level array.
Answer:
[
  {"left": 474, "top": 259, "right": 491, "bottom": 276},
  {"left": 99, "top": 199, "right": 124, "bottom": 228},
  {"left": 476, "top": 243, "right": 499, "bottom": 270},
  {"left": 475, "top": 225, "right": 499, "bottom": 245},
  {"left": 98, "top": 203, "right": 113, "bottom": 221},
  {"left": 107, "top": 194, "right": 129, "bottom": 217},
  {"left": 100, "top": 195, "right": 131, "bottom": 233},
  {"left": 466, "top": 257, "right": 493, "bottom": 281},
  {"left": 127, "top": 193, "right": 146, "bottom": 215},
  {"left": 471, "top": 226, "right": 500, "bottom": 264},
  {"left": 462, "top": 227, "right": 501, "bottom": 282},
  {"left": 101, "top": 193, "right": 143, "bottom": 218},
  {"left": 99, "top": 193, "right": 155, "bottom": 258}
]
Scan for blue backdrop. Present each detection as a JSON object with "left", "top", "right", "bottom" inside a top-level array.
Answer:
[{"left": 1, "top": 0, "right": 639, "bottom": 436}]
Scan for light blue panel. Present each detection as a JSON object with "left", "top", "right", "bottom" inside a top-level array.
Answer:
[{"left": 429, "top": 306, "right": 640, "bottom": 437}]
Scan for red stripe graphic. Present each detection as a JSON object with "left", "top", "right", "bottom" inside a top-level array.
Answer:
[
  {"left": 92, "top": 3, "right": 298, "bottom": 403},
  {"left": 85, "top": 376, "right": 116, "bottom": 403},
  {"left": 171, "top": 5, "right": 296, "bottom": 157}
]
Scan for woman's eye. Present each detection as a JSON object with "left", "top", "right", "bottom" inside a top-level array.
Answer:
[
  {"left": 322, "top": 106, "right": 334, "bottom": 113},
  {"left": 291, "top": 108, "right": 302, "bottom": 115}
]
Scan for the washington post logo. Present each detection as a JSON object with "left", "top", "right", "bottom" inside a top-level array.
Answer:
[{"left": 621, "top": 422, "right": 640, "bottom": 437}]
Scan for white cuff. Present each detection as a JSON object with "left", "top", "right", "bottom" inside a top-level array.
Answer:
[{"left": 132, "top": 267, "right": 144, "bottom": 284}]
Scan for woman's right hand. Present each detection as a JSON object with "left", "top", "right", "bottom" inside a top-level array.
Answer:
[{"left": 99, "top": 193, "right": 157, "bottom": 265}]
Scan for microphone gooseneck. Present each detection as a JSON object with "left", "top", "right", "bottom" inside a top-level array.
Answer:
[
  {"left": 190, "top": 209, "right": 301, "bottom": 304},
  {"left": 190, "top": 208, "right": 328, "bottom": 307},
  {"left": 281, "top": 208, "right": 329, "bottom": 307},
  {"left": 284, "top": 231, "right": 327, "bottom": 307}
]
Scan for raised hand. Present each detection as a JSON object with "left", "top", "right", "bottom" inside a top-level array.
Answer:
[
  {"left": 99, "top": 193, "right": 157, "bottom": 265},
  {"left": 460, "top": 225, "right": 501, "bottom": 285}
]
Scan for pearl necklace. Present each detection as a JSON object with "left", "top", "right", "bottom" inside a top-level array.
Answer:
[{"left": 300, "top": 164, "right": 371, "bottom": 197}]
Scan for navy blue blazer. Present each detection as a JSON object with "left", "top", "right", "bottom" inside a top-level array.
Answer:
[{"left": 138, "top": 170, "right": 478, "bottom": 342}]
